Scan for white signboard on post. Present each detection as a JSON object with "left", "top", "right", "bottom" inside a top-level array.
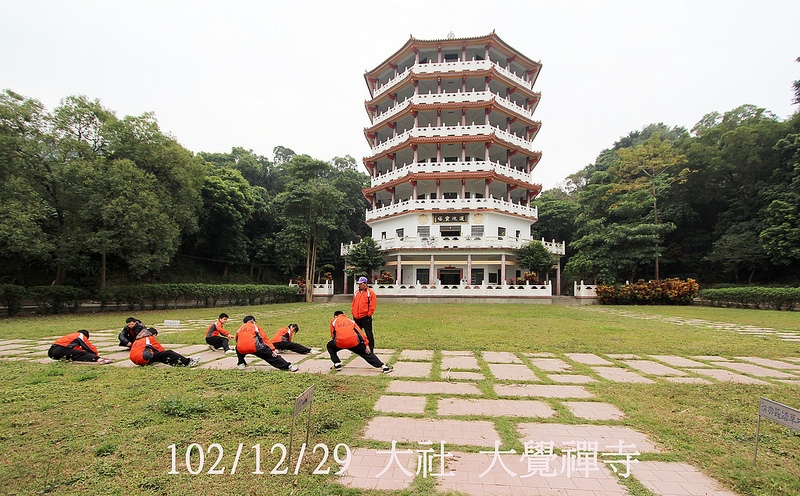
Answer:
[{"left": 754, "top": 397, "right": 800, "bottom": 464}]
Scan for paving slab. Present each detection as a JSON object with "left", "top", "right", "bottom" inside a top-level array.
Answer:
[
  {"left": 482, "top": 351, "right": 522, "bottom": 363},
  {"left": 630, "top": 461, "right": 737, "bottom": 496},
  {"left": 547, "top": 374, "right": 596, "bottom": 384},
  {"left": 339, "top": 353, "right": 392, "bottom": 369},
  {"left": 591, "top": 366, "right": 655, "bottom": 383},
  {"left": 391, "top": 361, "right": 433, "bottom": 378},
  {"left": 495, "top": 384, "right": 594, "bottom": 399},
  {"left": 735, "top": 357, "right": 800, "bottom": 371},
  {"left": 338, "top": 366, "right": 390, "bottom": 376},
  {"left": 524, "top": 352, "right": 556, "bottom": 358},
  {"left": 721, "top": 360, "right": 799, "bottom": 378},
  {"left": 443, "top": 371, "right": 484, "bottom": 381},
  {"left": 388, "top": 380, "right": 482, "bottom": 396},
  {"left": 565, "top": 353, "right": 613, "bottom": 366},
  {"left": 374, "top": 395, "right": 427, "bottom": 414},
  {"left": 649, "top": 355, "right": 710, "bottom": 368},
  {"left": 441, "top": 355, "right": 480, "bottom": 370},
  {"left": 437, "top": 451, "right": 628, "bottom": 495},
  {"left": 690, "top": 355, "right": 730, "bottom": 361},
  {"left": 170, "top": 344, "right": 211, "bottom": 355},
  {"left": 362, "top": 417, "right": 499, "bottom": 447},
  {"left": 488, "top": 363, "right": 540, "bottom": 381},
  {"left": 606, "top": 353, "right": 641, "bottom": 359},
  {"left": 399, "top": 349, "right": 433, "bottom": 360},
  {"left": 442, "top": 350, "right": 475, "bottom": 356},
  {"left": 437, "top": 398, "right": 555, "bottom": 418},
  {"left": 517, "top": 423, "right": 661, "bottom": 453},
  {"left": 623, "top": 360, "right": 688, "bottom": 376},
  {"left": 564, "top": 401, "right": 626, "bottom": 421},
  {"left": 300, "top": 359, "right": 341, "bottom": 374},
  {"left": 686, "top": 368, "right": 770, "bottom": 384},
  {"left": 664, "top": 377, "right": 713, "bottom": 384},
  {"left": 529, "top": 358, "right": 572, "bottom": 372},
  {"left": 337, "top": 447, "right": 415, "bottom": 491}
]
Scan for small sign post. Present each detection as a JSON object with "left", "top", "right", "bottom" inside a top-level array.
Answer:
[
  {"left": 288, "top": 385, "right": 314, "bottom": 462},
  {"left": 754, "top": 397, "right": 800, "bottom": 465}
]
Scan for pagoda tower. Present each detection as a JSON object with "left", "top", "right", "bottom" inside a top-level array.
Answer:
[{"left": 346, "top": 32, "right": 564, "bottom": 296}]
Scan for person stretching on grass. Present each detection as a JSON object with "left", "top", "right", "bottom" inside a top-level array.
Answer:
[
  {"left": 129, "top": 327, "right": 200, "bottom": 368},
  {"left": 327, "top": 310, "right": 391, "bottom": 374},
  {"left": 235, "top": 316, "right": 298, "bottom": 372},
  {"left": 49, "top": 330, "right": 112, "bottom": 364},
  {"left": 205, "top": 313, "right": 235, "bottom": 354},
  {"left": 271, "top": 324, "right": 317, "bottom": 355}
]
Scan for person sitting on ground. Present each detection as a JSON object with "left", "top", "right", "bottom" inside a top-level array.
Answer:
[
  {"left": 205, "top": 313, "right": 235, "bottom": 354},
  {"left": 235, "top": 316, "right": 298, "bottom": 372},
  {"left": 118, "top": 317, "right": 146, "bottom": 348},
  {"left": 48, "top": 330, "right": 112, "bottom": 364},
  {"left": 271, "top": 323, "right": 316, "bottom": 355},
  {"left": 327, "top": 310, "right": 391, "bottom": 374},
  {"left": 129, "top": 327, "right": 200, "bottom": 367}
]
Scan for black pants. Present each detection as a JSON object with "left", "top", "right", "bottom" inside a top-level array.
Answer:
[
  {"left": 237, "top": 350, "right": 292, "bottom": 370},
  {"left": 354, "top": 316, "right": 374, "bottom": 349},
  {"left": 273, "top": 341, "right": 311, "bottom": 354},
  {"left": 150, "top": 350, "right": 190, "bottom": 367},
  {"left": 326, "top": 341, "right": 384, "bottom": 368},
  {"left": 206, "top": 336, "right": 230, "bottom": 351},
  {"left": 48, "top": 345, "right": 99, "bottom": 362}
]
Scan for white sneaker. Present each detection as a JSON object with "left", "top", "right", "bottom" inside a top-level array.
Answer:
[
  {"left": 208, "top": 345, "right": 217, "bottom": 352},
  {"left": 287, "top": 364, "right": 299, "bottom": 372},
  {"left": 331, "top": 362, "right": 342, "bottom": 371},
  {"left": 225, "top": 349, "right": 235, "bottom": 354},
  {"left": 310, "top": 349, "right": 322, "bottom": 355},
  {"left": 188, "top": 357, "right": 201, "bottom": 368},
  {"left": 381, "top": 365, "right": 392, "bottom": 374},
  {"left": 237, "top": 363, "right": 247, "bottom": 370}
]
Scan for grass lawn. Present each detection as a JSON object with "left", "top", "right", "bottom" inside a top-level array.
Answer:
[{"left": 0, "top": 303, "right": 798, "bottom": 495}]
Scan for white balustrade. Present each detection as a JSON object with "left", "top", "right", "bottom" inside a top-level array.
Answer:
[
  {"left": 369, "top": 124, "right": 538, "bottom": 157},
  {"left": 367, "top": 280, "right": 552, "bottom": 298},
  {"left": 574, "top": 280, "right": 598, "bottom": 298},
  {"left": 364, "top": 197, "right": 538, "bottom": 222},
  {"left": 371, "top": 160, "right": 534, "bottom": 187}
]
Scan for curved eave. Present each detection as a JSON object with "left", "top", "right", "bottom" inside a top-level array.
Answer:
[
  {"left": 365, "top": 31, "right": 542, "bottom": 80},
  {"left": 363, "top": 134, "right": 543, "bottom": 164},
  {"left": 364, "top": 99, "right": 542, "bottom": 135},
  {"left": 363, "top": 170, "right": 542, "bottom": 195}
]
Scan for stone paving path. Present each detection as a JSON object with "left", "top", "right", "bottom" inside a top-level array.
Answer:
[{"left": 5, "top": 319, "right": 799, "bottom": 495}]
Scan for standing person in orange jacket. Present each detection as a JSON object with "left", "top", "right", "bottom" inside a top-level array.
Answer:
[
  {"left": 352, "top": 276, "right": 378, "bottom": 349},
  {"left": 327, "top": 310, "right": 391, "bottom": 373},
  {"left": 129, "top": 327, "right": 200, "bottom": 367},
  {"left": 48, "top": 330, "right": 112, "bottom": 364},
  {"left": 205, "top": 313, "right": 235, "bottom": 354},
  {"left": 271, "top": 324, "right": 316, "bottom": 355},
  {"left": 235, "top": 316, "right": 298, "bottom": 372}
]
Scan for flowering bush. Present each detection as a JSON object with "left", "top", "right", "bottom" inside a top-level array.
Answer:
[{"left": 597, "top": 278, "right": 699, "bottom": 305}]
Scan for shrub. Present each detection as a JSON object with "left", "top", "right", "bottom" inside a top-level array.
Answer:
[
  {"left": 0, "top": 284, "right": 27, "bottom": 316},
  {"left": 698, "top": 287, "right": 800, "bottom": 310},
  {"left": 597, "top": 278, "right": 699, "bottom": 305}
]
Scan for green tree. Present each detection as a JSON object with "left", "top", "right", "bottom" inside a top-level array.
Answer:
[
  {"left": 345, "top": 237, "right": 384, "bottom": 280},
  {"left": 515, "top": 240, "right": 557, "bottom": 277}
]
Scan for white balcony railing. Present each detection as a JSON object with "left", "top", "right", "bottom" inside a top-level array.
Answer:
[
  {"left": 574, "top": 281, "right": 598, "bottom": 298},
  {"left": 373, "top": 59, "right": 532, "bottom": 99},
  {"left": 369, "top": 124, "right": 535, "bottom": 157},
  {"left": 371, "top": 90, "right": 537, "bottom": 126},
  {"left": 366, "top": 280, "right": 552, "bottom": 298},
  {"left": 371, "top": 160, "right": 534, "bottom": 188},
  {"left": 341, "top": 237, "right": 565, "bottom": 256},
  {"left": 364, "top": 197, "right": 538, "bottom": 222}
]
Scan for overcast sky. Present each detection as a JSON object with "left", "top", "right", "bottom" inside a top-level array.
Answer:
[{"left": 2, "top": 0, "right": 798, "bottom": 189}]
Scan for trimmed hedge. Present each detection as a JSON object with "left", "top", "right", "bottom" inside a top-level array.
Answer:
[
  {"left": 596, "top": 278, "right": 699, "bottom": 305},
  {"left": 698, "top": 287, "right": 800, "bottom": 311},
  {"left": 0, "top": 284, "right": 301, "bottom": 316}
]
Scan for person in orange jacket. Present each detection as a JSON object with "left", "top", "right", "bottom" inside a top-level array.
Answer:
[
  {"left": 327, "top": 310, "right": 391, "bottom": 373},
  {"left": 130, "top": 327, "right": 200, "bottom": 367},
  {"left": 205, "top": 313, "right": 235, "bottom": 354},
  {"left": 352, "top": 276, "right": 378, "bottom": 349},
  {"left": 271, "top": 324, "right": 315, "bottom": 355},
  {"left": 235, "top": 316, "right": 298, "bottom": 371},
  {"left": 48, "top": 330, "right": 112, "bottom": 364}
]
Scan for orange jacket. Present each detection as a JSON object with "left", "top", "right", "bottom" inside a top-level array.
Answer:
[
  {"left": 236, "top": 321, "right": 275, "bottom": 355},
  {"left": 271, "top": 326, "right": 294, "bottom": 344},
  {"left": 53, "top": 332, "right": 98, "bottom": 355},
  {"left": 352, "top": 287, "right": 376, "bottom": 319},
  {"left": 330, "top": 314, "right": 369, "bottom": 348},
  {"left": 130, "top": 332, "right": 165, "bottom": 366},
  {"left": 206, "top": 320, "right": 231, "bottom": 339}
]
